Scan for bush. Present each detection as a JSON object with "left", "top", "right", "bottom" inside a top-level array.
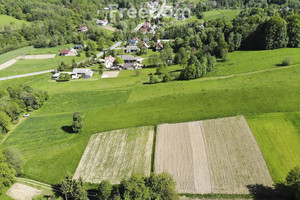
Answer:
[
  {"left": 156, "top": 64, "right": 167, "bottom": 75},
  {"left": 180, "top": 64, "right": 197, "bottom": 80},
  {"left": 282, "top": 56, "right": 291, "bottom": 66},
  {"left": 149, "top": 74, "right": 159, "bottom": 84},
  {"left": 4, "top": 147, "right": 23, "bottom": 176},
  {"left": 163, "top": 73, "right": 172, "bottom": 82},
  {"left": 58, "top": 73, "right": 71, "bottom": 81}
]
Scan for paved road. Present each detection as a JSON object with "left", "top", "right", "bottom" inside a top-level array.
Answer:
[
  {"left": 0, "top": 70, "right": 54, "bottom": 81},
  {"left": 97, "top": 41, "right": 123, "bottom": 58}
]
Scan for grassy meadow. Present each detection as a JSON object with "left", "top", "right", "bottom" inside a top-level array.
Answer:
[
  {"left": 247, "top": 112, "right": 300, "bottom": 183},
  {"left": 0, "top": 46, "right": 35, "bottom": 65},
  {"left": 0, "top": 48, "right": 300, "bottom": 184},
  {"left": 0, "top": 15, "right": 31, "bottom": 30},
  {"left": 0, "top": 44, "right": 90, "bottom": 77},
  {"left": 203, "top": 9, "right": 241, "bottom": 21}
]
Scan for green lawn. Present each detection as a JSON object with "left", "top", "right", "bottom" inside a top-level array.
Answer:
[
  {"left": 0, "top": 15, "right": 31, "bottom": 30},
  {"left": 1, "top": 48, "right": 300, "bottom": 185},
  {"left": 0, "top": 44, "right": 91, "bottom": 77},
  {"left": 247, "top": 112, "right": 300, "bottom": 183},
  {"left": 210, "top": 48, "right": 300, "bottom": 76},
  {"left": 0, "top": 46, "right": 34, "bottom": 65},
  {"left": 203, "top": 9, "right": 241, "bottom": 21}
]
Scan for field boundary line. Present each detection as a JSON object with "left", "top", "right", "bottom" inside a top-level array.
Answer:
[{"left": 151, "top": 125, "right": 158, "bottom": 173}]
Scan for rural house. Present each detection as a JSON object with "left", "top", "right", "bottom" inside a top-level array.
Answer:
[
  {"left": 126, "top": 46, "right": 139, "bottom": 53},
  {"left": 142, "top": 42, "right": 150, "bottom": 49},
  {"left": 96, "top": 18, "right": 108, "bottom": 26},
  {"left": 73, "top": 44, "right": 83, "bottom": 49},
  {"left": 118, "top": 55, "right": 137, "bottom": 63},
  {"left": 78, "top": 26, "right": 88, "bottom": 33},
  {"left": 156, "top": 42, "right": 164, "bottom": 51},
  {"left": 60, "top": 49, "right": 77, "bottom": 56},
  {"left": 104, "top": 55, "right": 116, "bottom": 69}
]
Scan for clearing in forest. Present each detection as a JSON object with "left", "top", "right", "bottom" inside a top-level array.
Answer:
[
  {"left": 155, "top": 116, "right": 273, "bottom": 194},
  {"left": 74, "top": 126, "right": 154, "bottom": 184}
]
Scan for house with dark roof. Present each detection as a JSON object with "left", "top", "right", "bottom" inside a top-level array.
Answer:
[
  {"left": 118, "top": 55, "right": 137, "bottom": 63},
  {"left": 73, "top": 45, "right": 83, "bottom": 49},
  {"left": 156, "top": 42, "right": 164, "bottom": 52}
]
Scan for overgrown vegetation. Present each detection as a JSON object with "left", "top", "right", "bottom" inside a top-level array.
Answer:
[{"left": 0, "top": 85, "right": 48, "bottom": 137}]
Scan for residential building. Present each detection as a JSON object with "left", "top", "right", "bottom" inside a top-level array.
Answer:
[
  {"left": 78, "top": 26, "right": 88, "bottom": 33},
  {"left": 156, "top": 42, "right": 164, "bottom": 51},
  {"left": 104, "top": 55, "right": 116, "bottom": 69}
]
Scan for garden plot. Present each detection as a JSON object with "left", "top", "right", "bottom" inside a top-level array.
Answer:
[
  {"left": 6, "top": 183, "right": 42, "bottom": 200},
  {"left": 155, "top": 116, "right": 273, "bottom": 194},
  {"left": 101, "top": 71, "right": 120, "bottom": 78},
  {"left": 74, "top": 126, "right": 154, "bottom": 184},
  {"left": 203, "top": 116, "right": 273, "bottom": 194},
  {"left": 155, "top": 121, "right": 212, "bottom": 194}
]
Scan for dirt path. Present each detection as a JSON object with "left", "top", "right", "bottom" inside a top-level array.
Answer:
[
  {"left": 0, "top": 59, "right": 18, "bottom": 70},
  {"left": 17, "top": 54, "right": 56, "bottom": 59}
]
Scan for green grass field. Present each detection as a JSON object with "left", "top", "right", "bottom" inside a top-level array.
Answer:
[
  {"left": 0, "top": 15, "right": 31, "bottom": 30},
  {"left": 1, "top": 48, "right": 300, "bottom": 185},
  {"left": 247, "top": 112, "right": 300, "bottom": 183},
  {"left": 0, "top": 44, "right": 90, "bottom": 77},
  {"left": 203, "top": 9, "right": 241, "bottom": 21},
  {"left": 0, "top": 46, "right": 34, "bottom": 65},
  {"left": 210, "top": 48, "right": 300, "bottom": 76}
]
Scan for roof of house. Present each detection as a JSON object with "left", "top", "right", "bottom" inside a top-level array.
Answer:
[
  {"left": 73, "top": 68, "right": 92, "bottom": 74},
  {"left": 123, "top": 63, "right": 134, "bottom": 69},
  {"left": 119, "top": 55, "right": 137, "bottom": 61},
  {"left": 105, "top": 55, "right": 116, "bottom": 63},
  {"left": 140, "top": 27, "right": 148, "bottom": 32},
  {"left": 144, "top": 22, "right": 151, "bottom": 27},
  {"left": 132, "top": 37, "right": 141, "bottom": 42},
  {"left": 78, "top": 26, "right": 88, "bottom": 31},
  {"left": 142, "top": 42, "right": 150, "bottom": 48},
  {"left": 74, "top": 45, "right": 82, "bottom": 48},
  {"left": 126, "top": 46, "right": 138, "bottom": 51},
  {"left": 156, "top": 42, "right": 164, "bottom": 49},
  {"left": 70, "top": 48, "right": 77, "bottom": 53},
  {"left": 61, "top": 49, "right": 70, "bottom": 54}
]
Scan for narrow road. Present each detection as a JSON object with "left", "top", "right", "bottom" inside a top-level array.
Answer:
[
  {"left": 97, "top": 41, "right": 123, "bottom": 58},
  {"left": 0, "top": 70, "right": 54, "bottom": 81}
]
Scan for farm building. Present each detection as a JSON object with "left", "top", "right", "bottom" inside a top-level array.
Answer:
[
  {"left": 73, "top": 45, "right": 83, "bottom": 49},
  {"left": 52, "top": 68, "right": 93, "bottom": 80},
  {"left": 96, "top": 18, "right": 108, "bottom": 26}
]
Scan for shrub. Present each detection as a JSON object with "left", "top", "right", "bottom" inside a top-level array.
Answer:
[
  {"left": 4, "top": 147, "right": 23, "bottom": 176},
  {"left": 98, "top": 180, "right": 113, "bottom": 200},
  {"left": 149, "top": 74, "right": 159, "bottom": 84},
  {"left": 163, "top": 73, "right": 172, "bottom": 82},
  {"left": 58, "top": 73, "right": 71, "bottom": 81},
  {"left": 282, "top": 56, "right": 291, "bottom": 66}
]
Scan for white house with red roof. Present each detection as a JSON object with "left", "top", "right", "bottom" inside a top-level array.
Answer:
[{"left": 104, "top": 55, "right": 116, "bottom": 69}]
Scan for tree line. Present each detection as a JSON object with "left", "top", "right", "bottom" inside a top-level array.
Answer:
[{"left": 0, "top": 85, "right": 48, "bottom": 137}]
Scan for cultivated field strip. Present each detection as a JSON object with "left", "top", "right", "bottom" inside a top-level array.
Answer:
[
  {"left": 155, "top": 116, "right": 273, "bottom": 194},
  {"left": 74, "top": 126, "right": 154, "bottom": 184},
  {"left": 155, "top": 122, "right": 212, "bottom": 194},
  {"left": 203, "top": 116, "right": 273, "bottom": 194}
]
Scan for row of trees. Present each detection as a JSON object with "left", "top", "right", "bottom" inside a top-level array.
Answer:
[
  {"left": 60, "top": 172, "right": 178, "bottom": 200},
  {"left": 0, "top": 85, "right": 48, "bottom": 136}
]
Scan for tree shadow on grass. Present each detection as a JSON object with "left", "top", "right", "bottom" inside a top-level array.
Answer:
[
  {"left": 61, "top": 126, "right": 75, "bottom": 134},
  {"left": 247, "top": 184, "right": 283, "bottom": 200}
]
